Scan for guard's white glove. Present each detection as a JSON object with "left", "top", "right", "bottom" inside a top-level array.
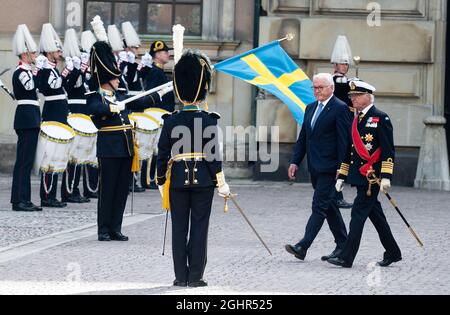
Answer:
[
  {"left": 158, "top": 185, "right": 164, "bottom": 198},
  {"left": 141, "top": 53, "right": 153, "bottom": 68},
  {"left": 119, "top": 51, "right": 128, "bottom": 63},
  {"left": 380, "top": 178, "right": 391, "bottom": 193},
  {"left": 127, "top": 51, "right": 136, "bottom": 64},
  {"left": 72, "top": 56, "right": 81, "bottom": 70},
  {"left": 109, "top": 101, "right": 126, "bottom": 113},
  {"left": 335, "top": 179, "right": 345, "bottom": 192},
  {"left": 80, "top": 52, "right": 90, "bottom": 65},
  {"left": 216, "top": 172, "right": 231, "bottom": 197},
  {"left": 35, "top": 55, "right": 48, "bottom": 70},
  {"left": 116, "top": 101, "right": 126, "bottom": 112},
  {"left": 65, "top": 57, "right": 74, "bottom": 71},
  {"left": 158, "top": 84, "right": 173, "bottom": 99}
]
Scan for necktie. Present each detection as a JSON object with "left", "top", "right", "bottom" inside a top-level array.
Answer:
[
  {"left": 311, "top": 103, "right": 324, "bottom": 129},
  {"left": 358, "top": 112, "right": 365, "bottom": 122}
]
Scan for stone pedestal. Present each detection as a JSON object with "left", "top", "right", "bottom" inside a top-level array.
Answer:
[{"left": 414, "top": 116, "right": 450, "bottom": 191}]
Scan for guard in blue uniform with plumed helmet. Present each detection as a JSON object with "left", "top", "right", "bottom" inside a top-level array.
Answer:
[
  {"left": 328, "top": 79, "right": 402, "bottom": 268},
  {"left": 9, "top": 24, "right": 42, "bottom": 212},
  {"left": 38, "top": 23, "right": 69, "bottom": 208},
  {"left": 60, "top": 28, "right": 91, "bottom": 204},
  {"left": 156, "top": 50, "right": 231, "bottom": 288},
  {"left": 87, "top": 40, "right": 172, "bottom": 242}
]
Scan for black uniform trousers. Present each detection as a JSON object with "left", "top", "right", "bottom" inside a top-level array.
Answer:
[
  {"left": 11, "top": 128, "right": 40, "bottom": 205},
  {"left": 98, "top": 157, "right": 132, "bottom": 235},
  {"left": 170, "top": 187, "right": 215, "bottom": 283},
  {"left": 61, "top": 163, "right": 82, "bottom": 200},
  {"left": 298, "top": 171, "right": 348, "bottom": 250},
  {"left": 40, "top": 174, "right": 59, "bottom": 201},
  {"left": 340, "top": 185, "right": 401, "bottom": 265}
]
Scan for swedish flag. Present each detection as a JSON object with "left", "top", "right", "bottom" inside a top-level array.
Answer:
[{"left": 214, "top": 40, "right": 315, "bottom": 125}]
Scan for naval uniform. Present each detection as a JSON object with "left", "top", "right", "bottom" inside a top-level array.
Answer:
[
  {"left": 156, "top": 106, "right": 222, "bottom": 284},
  {"left": 10, "top": 62, "right": 41, "bottom": 206},
  {"left": 38, "top": 60, "right": 69, "bottom": 203},
  {"left": 337, "top": 105, "right": 402, "bottom": 266},
  {"left": 88, "top": 88, "right": 161, "bottom": 236}
]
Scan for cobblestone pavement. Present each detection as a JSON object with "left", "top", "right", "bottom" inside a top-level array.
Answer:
[{"left": 0, "top": 173, "right": 449, "bottom": 295}]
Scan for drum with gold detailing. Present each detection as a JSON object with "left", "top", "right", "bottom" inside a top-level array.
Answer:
[
  {"left": 129, "top": 113, "right": 161, "bottom": 160},
  {"left": 34, "top": 121, "right": 75, "bottom": 175},
  {"left": 67, "top": 114, "right": 98, "bottom": 165},
  {"left": 144, "top": 108, "right": 169, "bottom": 154}
]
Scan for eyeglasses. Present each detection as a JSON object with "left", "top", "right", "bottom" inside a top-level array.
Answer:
[{"left": 312, "top": 85, "right": 331, "bottom": 91}]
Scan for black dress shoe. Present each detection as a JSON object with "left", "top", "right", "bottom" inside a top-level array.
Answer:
[
  {"left": 28, "top": 203, "right": 43, "bottom": 211},
  {"left": 98, "top": 233, "right": 111, "bottom": 242},
  {"left": 377, "top": 257, "right": 402, "bottom": 267},
  {"left": 41, "top": 199, "right": 67, "bottom": 208},
  {"left": 173, "top": 280, "right": 188, "bottom": 287},
  {"left": 85, "top": 192, "right": 98, "bottom": 199},
  {"left": 188, "top": 280, "right": 208, "bottom": 288},
  {"left": 63, "top": 195, "right": 90, "bottom": 204},
  {"left": 327, "top": 257, "right": 352, "bottom": 268},
  {"left": 337, "top": 199, "right": 353, "bottom": 209},
  {"left": 110, "top": 232, "right": 129, "bottom": 241},
  {"left": 285, "top": 244, "right": 307, "bottom": 261},
  {"left": 12, "top": 202, "right": 37, "bottom": 212},
  {"left": 321, "top": 249, "right": 343, "bottom": 261}
]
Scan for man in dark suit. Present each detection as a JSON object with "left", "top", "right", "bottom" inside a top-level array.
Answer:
[{"left": 285, "top": 73, "right": 350, "bottom": 261}]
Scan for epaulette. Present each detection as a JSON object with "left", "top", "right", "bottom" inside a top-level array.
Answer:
[
  {"left": 207, "top": 111, "right": 221, "bottom": 119},
  {"left": 162, "top": 110, "right": 180, "bottom": 120}
]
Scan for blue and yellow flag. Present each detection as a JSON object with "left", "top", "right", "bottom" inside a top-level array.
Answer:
[{"left": 214, "top": 41, "right": 315, "bottom": 125}]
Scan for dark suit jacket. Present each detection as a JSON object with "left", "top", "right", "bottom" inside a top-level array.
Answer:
[{"left": 290, "top": 95, "right": 351, "bottom": 174}]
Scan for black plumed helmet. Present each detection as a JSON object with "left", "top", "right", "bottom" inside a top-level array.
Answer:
[
  {"left": 173, "top": 49, "right": 212, "bottom": 104},
  {"left": 90, "top": 41, "right": 121, "bottom": 87}
]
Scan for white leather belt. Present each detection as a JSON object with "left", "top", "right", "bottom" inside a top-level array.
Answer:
[
  {"left": 44, "top": 95, "right": 67, "bottom": 102},
  {"left": 17, "top": 100, "right": 40, "bottom": 106},
  {"left": 68, "top": 99, "right": 87, "bottom": 105}
]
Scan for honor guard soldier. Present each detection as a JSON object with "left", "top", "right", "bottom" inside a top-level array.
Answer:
[
  {"left": 122, "top": 22, "right": 144, "bottom": 99},
  {"left": 38, "top": 23, "right": 69, "bottom": 208},
  {"left": 156, "top": 50, "right": 231, "bottom": 288},
  {"left": 330, "top": 35, "right": 354, "bottom": 209},
  {"left": 10, "top": 24, "right": 42, "bottom": 212},
  {"left": 80, "top": 30, "right": 100, "bottom": 200},
  {"left": 142, "top": 40, "right": 176, "bottom": 190},
  {"left": 87, "top": 41, "right": 172, "bottom": 242},
  {"left": 328, "top": 80, "right": 402, "bottom": 268},
  {"left": 107, "top": 24, "right": 129, "bottom": 95},
  {"left": 60, "top": 29, "right": 91, "bottom": 204}
]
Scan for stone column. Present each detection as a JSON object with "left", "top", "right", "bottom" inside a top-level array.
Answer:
[
  {"left": 415, "top": 0, "right": 450, "bottom": 190},
  {"left": 415, "top": 116, "right": 450, "bottom": 190}
]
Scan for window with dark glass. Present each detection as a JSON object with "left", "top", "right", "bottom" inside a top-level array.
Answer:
[{"left": 84, "top": 0, "right": 203, "bottom": 36}]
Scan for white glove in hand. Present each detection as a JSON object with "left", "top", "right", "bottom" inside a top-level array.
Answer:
[
  {"left": 216, "top": 172, "right": 231, "bottom": 197},
  {"left": 80, "top": 52, "right": 90, "bottom": 65},
  {"left": 335, "top": 179, "right": 345, "bottom": 192},
  {"left": 127, "top": 51, "right": 136, "bottom": 64},
  {"left": 158, "top": 84, "right": 173, "bottom": 99},
  {"left": 119, "top": 51, "right": 127, "bottom": 63},
  {"left": 218, "top": 183, "right": 231, "bottom": 197},
  {"left": 158, "top": 185, "right": 164, "bottom": 198},
  {"left": 380, "top": 179, "right": 391, "bottom": 193},
  {"left": 116, "top": 101, "right": 126, "bottom": 112},
  {"left": 35, "top": 55, "right": 48, "bottom": 70},
  {"left": 65, "top": 57, "right": 74, "bottom": 71},
  {"left": 141, "top": 53, "right": 153, "bottom": 68},
  {"left": 72, "top": 56, "right": 81, "bottom": 70}
]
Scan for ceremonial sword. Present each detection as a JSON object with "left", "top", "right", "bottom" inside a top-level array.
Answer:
[{"left": 0, "top": 68, "right": 15, "bottom": 100}]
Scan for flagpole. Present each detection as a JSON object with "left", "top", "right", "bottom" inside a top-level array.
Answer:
[{"left": 278, "top": 33, "right": 295, "bottom": 42}]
